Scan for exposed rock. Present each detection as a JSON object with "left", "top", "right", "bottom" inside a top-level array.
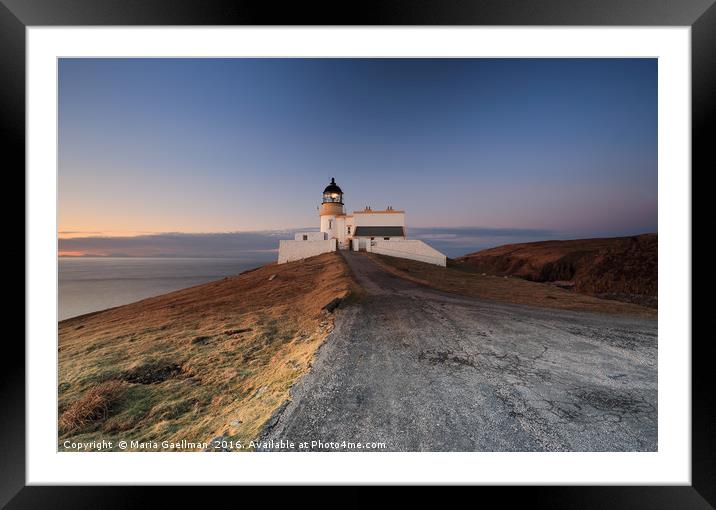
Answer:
[
  {"left": 322, "top": 297, "right": 342, "bottom": 313},
  {"left": 191, "top": 335, "right": 211, "bottom": 345},
  {"left": 119, "top": 362, "right": 182, "bottom": 384},
  {"left": 224, "top": 328, "right": 252, "bottom": 335}
]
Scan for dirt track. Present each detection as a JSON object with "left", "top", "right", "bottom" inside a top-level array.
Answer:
[{"left": 260, "top": 252, "right": 657, "bottom": 452}]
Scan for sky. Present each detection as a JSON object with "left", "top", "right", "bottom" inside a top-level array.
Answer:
[{"left": 58, "top": 58, "right": 657, "bottom": 257}]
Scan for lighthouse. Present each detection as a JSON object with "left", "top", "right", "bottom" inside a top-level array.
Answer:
[
  {"left": 319, "top": 178, "right": 348, "bottom": 249},
  {"left": 277, "top": 178, "right": 445, "bottom": 266}
]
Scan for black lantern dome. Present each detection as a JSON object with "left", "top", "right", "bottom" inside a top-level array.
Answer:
[{"left": 322, "top": 177, "right": 343, "bottom": 204}]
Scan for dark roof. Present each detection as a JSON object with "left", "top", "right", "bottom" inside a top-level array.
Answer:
[
  {"left": 353, "top": 226, "right": 405, "bottom": 237},
  {"left": 323, "top": 177, "right": 343, "bottom": 194}
]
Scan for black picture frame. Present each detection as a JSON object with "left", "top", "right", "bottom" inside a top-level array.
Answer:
[{"left": 5, "top": 0, "right": 710, "bottom": 504}]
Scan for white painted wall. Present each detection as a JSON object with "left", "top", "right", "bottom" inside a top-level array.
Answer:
[
  {"left": 335, "top": 216, "right": 348, "bottom": 247},
  {"left": 278, "top": 239, "right": 336, "bottom": 264},
  {"left": 367, "top": 240, "right": 446, "bottom": 266},
  {"left": 321, "top": 215, "right": 352, "bottom": 248},
  {"left": 320, "top": 214, "right": 335, "bottom": 240},
  {"left": 352, "top": 211, "right": 405, "bottom": 228},
  {"left": 354, "top": 236, "right": 406, "bottom": 241},
  {"left": 294, "top": 231, "right": 327, "bottom": 241}
]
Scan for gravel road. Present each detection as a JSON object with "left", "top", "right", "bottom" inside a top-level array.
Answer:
[{"left": 260, "top": 252, "right": 657, "bottom": 452}]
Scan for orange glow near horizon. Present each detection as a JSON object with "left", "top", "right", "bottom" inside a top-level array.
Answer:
[{"left": 58, "top": 230, "right": 159, "bottom": 240}]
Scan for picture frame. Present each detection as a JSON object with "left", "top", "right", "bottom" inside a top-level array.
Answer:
[{"left": 7, "top": 0, "right": 710, "bottom": 502}]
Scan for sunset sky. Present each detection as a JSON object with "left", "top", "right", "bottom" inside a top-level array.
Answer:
[{"left": 59, "top": 58, "right": 657, "bottom": 257}]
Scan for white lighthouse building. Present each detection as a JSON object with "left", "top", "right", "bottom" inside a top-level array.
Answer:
[{"left": 278, "top": 178, "right": 446, "bottom": 266}]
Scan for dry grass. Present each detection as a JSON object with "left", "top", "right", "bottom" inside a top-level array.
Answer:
[
  {"left": 58, "top": 252, "right": 358, "bottom": 451},
  {"left": 456, "top": 234, "right": 657, "bottom": 306},
  {"left": 59, "top": 380, "right": 127, "bottom": 434},
  {"left": 369, "top": 253, "right": 656, "bottom": 319}
]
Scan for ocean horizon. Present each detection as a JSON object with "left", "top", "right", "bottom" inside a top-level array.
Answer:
[{"left": 58, "top": 255, "right": 275, "bottom": 321}]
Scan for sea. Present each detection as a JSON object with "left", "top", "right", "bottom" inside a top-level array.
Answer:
[{"left": 58, "top": 256, "right": 275, "bottom": 321}]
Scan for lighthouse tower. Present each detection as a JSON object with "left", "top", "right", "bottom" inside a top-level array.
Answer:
[{"left": 320, "top": 178, "right": 349, "bottom": 248}]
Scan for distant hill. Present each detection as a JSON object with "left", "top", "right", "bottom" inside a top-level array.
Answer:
[{"left": 455, "top": 234, "right": 657, "bottom": 308}]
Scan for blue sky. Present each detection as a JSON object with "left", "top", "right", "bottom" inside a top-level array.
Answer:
[{"left": 58, "top": 58, "right": 657, "bottom": 256}]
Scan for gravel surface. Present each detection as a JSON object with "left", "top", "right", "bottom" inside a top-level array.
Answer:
[{"left": 259, "top": 252, "right": 657, "bottom": 452}]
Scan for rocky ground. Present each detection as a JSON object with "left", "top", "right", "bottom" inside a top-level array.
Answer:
[{"left": 260, "top": 251, "right": 657, "bottom": 452}]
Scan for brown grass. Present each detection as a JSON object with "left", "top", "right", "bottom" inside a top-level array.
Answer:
[
  {"left": 58, "top": 252, "right": 357, "bottom": 451},
  {"left": 455, "top": 234, "right": 657, "bottom": 307},
  {"left": 59, "top": 380, "right": 127, "bottom": 434},
  {"left": 369, "top": 253, "right": 656, "bottom": 319}
]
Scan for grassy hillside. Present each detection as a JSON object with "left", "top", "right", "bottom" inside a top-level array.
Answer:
[
  {"left": 454, "top": 234, "right": 657, "bottom": 308},
  {"left": 58, "top": 252, "right": 359, "bottom": 451},
  {"left": 369, "top": 253, "right": 656, "bottom": 318}
]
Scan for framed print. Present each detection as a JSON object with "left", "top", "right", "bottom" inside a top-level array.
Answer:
[{"left": 7, "top": 0, "right": 711, "bottom": 504}]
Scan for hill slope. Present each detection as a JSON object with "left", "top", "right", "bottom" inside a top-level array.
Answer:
[
  {"left": 369, "top": 253, "right": 655, "bottom": 318},
  {"left": 58, "top": 252, "right": 359, "bottom": 451},
  {"left": 455, "top": 234, "right": 657, "bottom": 308}
]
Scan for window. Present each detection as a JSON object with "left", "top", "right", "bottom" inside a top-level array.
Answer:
[
  {"left": 370, "top": 237, "right": 375, "bottom": 240},
  {"left": 329, "top": 220, "right": 333, "bottom": 229},
  {"left": 384, "top": 237, "right": 389, "bottom": 240},
  {"left": 302, "top": 235, "right": 308, "bottom": 241},
  {"left": 347, "top": 226, "right": 351, "bottom": 234}
]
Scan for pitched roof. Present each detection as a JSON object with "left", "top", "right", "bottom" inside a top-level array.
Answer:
[{"left": 353, "top": 226, "right": 405, "bottom": 237}]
